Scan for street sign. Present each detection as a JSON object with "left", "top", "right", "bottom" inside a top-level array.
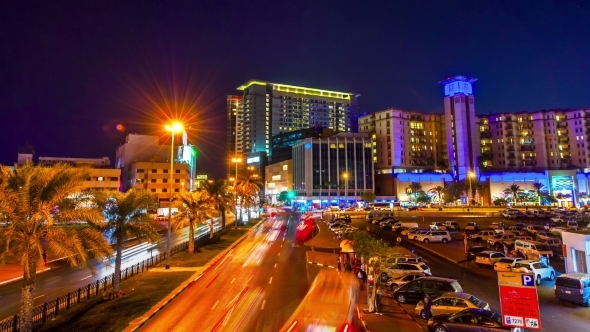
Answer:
[{"left": 498, "top": 272, "right": 542, "bottom": 330}]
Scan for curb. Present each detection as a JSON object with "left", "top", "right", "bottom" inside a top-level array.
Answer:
[{"left": 125, "top": 218, "right": 266, "bottom": 332}]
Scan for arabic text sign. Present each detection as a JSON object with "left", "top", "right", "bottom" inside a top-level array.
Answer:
[{"left": 497, "top": 272, "right": 541, "bottom": 330}]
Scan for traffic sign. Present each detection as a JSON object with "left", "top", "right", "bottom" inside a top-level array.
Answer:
[{"left": 498, "top": 272, "right": 541, "bottom": 330}]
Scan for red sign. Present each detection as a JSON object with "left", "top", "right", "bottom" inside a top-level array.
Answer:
[{"left": 498, "top": 272, "right": 541, "bottom": 330}]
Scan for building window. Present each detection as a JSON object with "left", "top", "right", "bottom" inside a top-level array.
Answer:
[
  {"left": 175, "top": 179, "right": 180, "bottom": 183},
  {"left": 162, "top": 188, "right": 167, "bottom": 192},
  {"left": 175, "top": 188, "right": 180, "bottom": 192},
  {"left": 97, "top": 177, "right": 104, "bottom": 181},
  {"left": 151, "top": 189, "right": 156, "bottom": 192},
  {"left": 163, "top": 179, "right": 168, "bottom": 183},
  {"left": 163, "top": 169, "right": 169, "bottom": 173},
  {"left": 152, "top": 169, "right": 157, "bottom": 173},
  {"left": 176, "top": 170, "right": 181, "bottom": 173},
  {"left": 151, "top": 179, "right": 157, "bottom": 183}
]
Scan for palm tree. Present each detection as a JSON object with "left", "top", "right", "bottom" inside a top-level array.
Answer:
[
  {"left": 409, "top": 181, "right": 423, "bottom": 203},
  {"left": 93, "top": 189, "right": 160, "bottom": 293},
  {"left": 0, "top": 162, "right": 112, "bottom": 332},
  {"left": 505, "top": 183, "right": 522, "bottom": 205},
  {"left": 532, "top": 182, "right": 545, "bottom": 206},
  {"left": 430, "top": 186, "right": 445, "bottom": 204},
  {"left": 172, "top": 189, "right": 217, "bottom": 250},
  {"left": 237, "top": 168, "right": 263, "bottom": 220},
  {"left": 201, "top": 179, "right": 232, "bottom": 230}
]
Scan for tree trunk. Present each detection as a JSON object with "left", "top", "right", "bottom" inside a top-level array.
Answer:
[
  {"left": 113, "top": 232, "right": 124, "bottom": 292},
  {"left": 188, "top": 218, "right": 195, "bottom": 253},
  {"left": 220, "top": 207, "right": 226, "bottom": 230},
  {"left": 20, "top": 258, "right": 38, "bottom": 332}
]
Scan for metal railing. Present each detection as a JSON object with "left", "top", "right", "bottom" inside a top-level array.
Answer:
[{"left": 0, "top": 224, "right": 221, "bottom": 332}]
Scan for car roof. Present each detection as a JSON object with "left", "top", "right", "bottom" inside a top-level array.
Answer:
[
  {"left": 456, "top": 308, "right": 497, "bottom": 318},
  {"left": 415, "top": 276, "right": 456, "bottom": 282},
  {"left": 480, "top": 251, "right": 503, "bottom": 254},
  {"left": 557, "top": 273, "right": 590, "bottom": 280},
  {"left": 515, "top": 260, "right": 540, "bottom": 264},
  {"left": 440, "top": 292, "right": 474, "bottom": 300}
]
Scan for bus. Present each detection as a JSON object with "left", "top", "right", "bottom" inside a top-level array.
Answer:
[
  {"left": 280, "top": 269, "right": 368, "bottom": 332},
  {"left": 371, "top": 202, "right": 392, "bottom": 210}
]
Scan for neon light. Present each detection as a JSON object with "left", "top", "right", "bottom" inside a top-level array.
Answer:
[
  {"left": 236, "top": 80, "right": 267, "bottom": 90},
  {"left": 236, "top": 80, "right": 356, "bottom": 99}
]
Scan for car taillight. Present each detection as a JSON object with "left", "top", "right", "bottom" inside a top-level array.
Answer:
[
  {"left": 338, "top": 323, "right": 351, "bottom": 332},
  {"left": 580, "top": 283, "right": 584, "bottom": 294}
]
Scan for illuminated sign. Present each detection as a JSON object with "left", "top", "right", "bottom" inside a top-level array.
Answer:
[
  {"left": 497, "top": 272, "right": 541, "bottom": 330},
  {"left": 247, "top": 157, "right": 260, "bottom": 164},
  {"left": 196, "top": 175, "right": 207, "bottom": 180}
]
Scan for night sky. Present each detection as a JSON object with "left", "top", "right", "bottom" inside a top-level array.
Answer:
[{"left": 2, "top": 1, "right": 589, "bottom": 177}]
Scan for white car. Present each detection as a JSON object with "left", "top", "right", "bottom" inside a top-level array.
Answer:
[
  {"left": 487, "top": 234, "right": 515, "bottom": 247},
  {"left": 513, "top": 260, "right": 556, "bottom": 285},
  {"left": 380, "top": 262, "right": 431, "bottom": 281},
  {"left": 429, "top": 222, "right": 447, "bottom": 231},
  {"left": 384, "top": 274, "right": 423, "bottom": 290},
  {"left": 493, "top": 257, "right": 524, "bottom": 272},
  {"left": 415, "top": 231, "right": 452, "bottom": 243},
  {"left": 538, "top": 238, "right": 562, "bottom": 247},
  {"left": 526, "top": 225, "right": 544, "bottom": 235},
  {"left": 475, "top": 251, "right": 505, "bottom": 267},
  {"left": 400, "top": 227, "right": 418, "bottom": 236},
  {"left": 468, "top": 230, "right": 496, "bottom": 242},
  {"left": 407, "top": 229, "right": 430, "bottom": 240}
]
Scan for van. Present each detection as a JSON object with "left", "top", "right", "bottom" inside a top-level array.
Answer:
[
  {"left": 392, "top": 222, "right": 419, "bottom": 231},
  {"left": 514, "top": 239, "right": 553, "bottom": 258},
  {"left": 554, "top": 273, "right": 590, "bottom": 306},
  {"left": 392, "top": 277, "right": 463, "bottom": 303}
]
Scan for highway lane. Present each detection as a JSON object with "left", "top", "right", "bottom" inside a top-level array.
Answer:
[
  {"left": 140, "top": 212, "right": 310, "bottom": 332},
  {"left": 0, "top": 222, "right": 217, "bottom": 319},
  {"left": 363, "top": 222, "right": 590, "bottom": 332}
]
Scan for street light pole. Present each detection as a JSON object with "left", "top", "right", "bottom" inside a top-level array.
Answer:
[
  {"left": 232, "top": 157, "right": 241, "bottom": 227},
  {"left": 468, "top": 171, "right": 474, "bottom": 206},
  {"left": 165, "top": 122, "right": 183, "bottom": 270},
  {"left": 343, "top": 172, "right": 348, "bottom": 208}
]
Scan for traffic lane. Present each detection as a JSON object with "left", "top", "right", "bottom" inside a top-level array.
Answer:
[
  {"left": 140, "top": 215, "right": 304, "bottom": 332},
  {"left": 386, "top": 236, "right": 590, "bottom": 331},
  {"left": 0, "top": 223, "right": 214, "bottom": 319}
]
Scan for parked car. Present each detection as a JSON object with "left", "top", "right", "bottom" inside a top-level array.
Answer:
[
  {"left": 416, "top": 231, "right": 452, "bottom": 244},
  {"left": 475, "top": 251, "right": 505, "bottom": 267},
  {"left": 382, "top": 254, "right": 423, "bottom": 265},
  {"left": 380, "top": 262, "right": 431, "bottom": 281},
  {"left": 489, "top": 222, "right": 505, "bottom": 230},
  {"left": 415, "top": 292, "right": 489, "bottom": 320},
  {"left": 544, "top": 222, "right": 557, "bottom": 231},
  {"left": 513, "top": 260, "right": 556, "bottom": 284},
  {"left": 538, "top": 237, "right": 562, "bottom": 247},
  {"left": 429, "top": 222, "right": 447, "bottom": 231},
  {"left": 565, "top": 220, "right": 579, "bottom": 230},
  {"left": 465, "top": 246, "right": 487, "bottom": 260},
  {"left": 493, "top": 257, "right": 524, "bottom": 272},
  {"left": 392, "top": 277, "right": 463, "bottom": 304},
  {"left": 515, "top": 222, "right": 527, "bottom": 229},
  {"left": 525, "top": 225, "right": 544, "bottom": 235},
  {"left": 554, "top": 273, "right": 590, "bottom": 306},
  {"left": 468, "top": 230, "right": 496, "bottom": 243},
  {"left": 465, "top": 222, "right": 479, "bottom": 231},
  {"left": 487, "top": 234, "right": 515, "bottom": 247},
  {"left": 426, "top": 308, "right": 518, "bottom": 332},
  {"left": 535, "top": 230, "right": 556, "bottom": 241},
  {"left": 400, "top": 227, "right": 418, "bottom": 236},
  {"left": 444, "top": 221, "right": 461, "bottom": 231},
  {"left": 384, "top": 274, "right": 424, "bottom": 290},
  {"left": 407, "top": 229, "right": 430, "bottom": 240}
]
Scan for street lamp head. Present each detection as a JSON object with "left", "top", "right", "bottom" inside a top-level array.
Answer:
[
  {"left": 469, "top": 171, "right": 475, "bottom": 178},
  {"left": 232, "top": 157, "right": 242, "bottom": 163},
  {"left": 165, "top": 122, "right": 184, "bottom": 132}
]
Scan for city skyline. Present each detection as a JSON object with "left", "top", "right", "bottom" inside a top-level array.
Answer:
[{"left": 2, "top": 1, "right": 590, "bottom": 177}]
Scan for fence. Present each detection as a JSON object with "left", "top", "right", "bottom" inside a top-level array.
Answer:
[{"left": 0, "top": 225, "right": 221, "bottom": 332}]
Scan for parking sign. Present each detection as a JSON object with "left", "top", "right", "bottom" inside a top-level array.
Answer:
[{"left": 498, "top": 272, "right": 541, "bottom": 330}]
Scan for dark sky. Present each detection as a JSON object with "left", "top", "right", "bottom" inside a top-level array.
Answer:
[{"left": 2, "top": 1, "right": 590, "bottom": 177}]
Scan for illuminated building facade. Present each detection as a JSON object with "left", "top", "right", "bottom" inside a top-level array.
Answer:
[
  {"left": 291, "top": 132, "right": 374, "bottom": 207},
  {"left": 229, "top": 80, "right": 359, "bottom": 157}
]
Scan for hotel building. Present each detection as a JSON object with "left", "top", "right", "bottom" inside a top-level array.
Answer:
[{"left": 228, "top": 80, "right": 359, "bottom": 158}]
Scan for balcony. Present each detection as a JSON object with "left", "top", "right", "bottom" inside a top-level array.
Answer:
[
  {"left": 507, "top": 154, "right": 516, "bottom": 159},
  {"left": 507, "top": 146, "right": 515, "bottom": 152},
  {"left": 521, "top": 145, "right": 535, "bottom": 151},
  {"left": 519, "top": 123, "right": 533, "bottom": 129},
  {"left": 557, "top": 122, "right": 567, "bottom": 128},
  {"left": 507, "top": 163, "right": 517, "bottom": 167},
  {"left": 480, "top": 132, "right": 492, "bottom": 139},
  {"left": 480, "top": 152, "right": 493, "bottom": 160},
  {"left": 558, "top": 137, "right": 569, "bottom": 143},
  {"left": 505, "top": 130, "right": 514, "bottom": 137},
  {"left": 505, "top": 124, "right": 513, "bottom": 130}
]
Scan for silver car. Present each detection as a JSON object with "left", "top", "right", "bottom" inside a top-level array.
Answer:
[{"left": 415, "top": 292, "right": 490, "bottom": 320}]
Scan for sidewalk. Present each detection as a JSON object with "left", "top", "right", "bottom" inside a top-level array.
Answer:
[{"left": 0, "top": 261, "right": 55, "bottom": 286}]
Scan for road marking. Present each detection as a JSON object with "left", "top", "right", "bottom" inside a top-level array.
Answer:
[
  {"left": 212, "top": 300, "right": 219, "bottom": 310},
  {"left": 261, "top": 300, "right": 266, "bottom": 310},
  {"left": 274, "top": 263, "right": 277, "bottom": 268},
  {"left": 35, "top": 295, "right": 44, "bottom": 300},
  {"left": 230, "top": 277, "right": 236, "bottom": 284},
  {"left": 80, "top": 275, "right": 92, "bottom": 281},
  {"left": 269, "top": 277, "right": 273, "bottom": 284}
]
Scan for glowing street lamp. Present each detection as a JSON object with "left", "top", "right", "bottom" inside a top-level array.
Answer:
[
  {"left": 231, "top": 157, "right": 242, "bottom": 227},
  {"left": 343, "top": 172, "right": 349, "bottom": 208},
  {"left": 165, "top": 122, "right": 183, "bottom": 270}
]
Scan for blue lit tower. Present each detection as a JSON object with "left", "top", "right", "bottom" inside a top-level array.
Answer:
[{"left": 439, "top": 76, "right": 479, "bottom": 180}]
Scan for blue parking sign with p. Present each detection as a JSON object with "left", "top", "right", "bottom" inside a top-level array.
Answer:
[{"left": 522, "top": 274, "right": 535, "bottom": 287}]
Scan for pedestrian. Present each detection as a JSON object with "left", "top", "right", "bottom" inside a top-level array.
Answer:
[
  {"left": 422, "top": 293, "right": 432, "bottom": 321},
  {"left": 503, "top": 243, "right": 509, "bottom": 256},
  {"left": 375, "top": 286, "right": 383, "bottom": 315},
  {"left": 42, "top": 250, "right": 47, "bottom": 267},
  {"left": 337, "top": 256, "right": 342, "bottom": 271},
  {"left": 344, "top": 261, "right": 352, "bottom": 272}
]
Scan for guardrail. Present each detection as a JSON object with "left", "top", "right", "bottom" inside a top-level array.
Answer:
[{"left": 0, "top": 224, "right": 222, "bottom": 332}]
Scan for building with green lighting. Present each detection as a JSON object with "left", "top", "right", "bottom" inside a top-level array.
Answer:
[{"left": 228, "top": 80, "right": 359, "bottom": 159}]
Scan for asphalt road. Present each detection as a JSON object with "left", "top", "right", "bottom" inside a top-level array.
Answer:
[
  {"left": 357, "top": 217, "right": 590, "bottom": 332},
  {"left": 140, "top": 213, "right": 310, "bottom": 332},
  {"left": 0, "top": 223, "right": 216, "bottom": 319}
]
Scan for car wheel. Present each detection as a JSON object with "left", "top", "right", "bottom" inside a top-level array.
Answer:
[
  {"left": 550, "top": 271, "right": 555, "bottom": 281},
  {"left": 442, "top": 238, "right": 448, "bottom": 243},
  {"left": 380, "top": 272, "right": 389, "bottom": 282},
  {"left": 396, "top": 294, "right": 406, "bottom": 303},
  {"left": 433, "top": 325, "right": 448, "bottom": 332},
  {"left": 423, "top": 239, "right": 430, "bottom": 244},
  {"left": 536, "top": 274, "right": 542, "bottom": 285}
]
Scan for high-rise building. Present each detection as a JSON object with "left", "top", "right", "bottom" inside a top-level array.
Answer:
[
  {"left": 270, "top": 126, "right": 335, "bottom": 164},
  {"left": 228, "top": 80, "right": 359, "bottom": 157},
  {"left": 227, "top": 95, "right": 242, "bottom": 157},
  {"left": 439, "top": 76, "right": 479, "bottom": 180}
]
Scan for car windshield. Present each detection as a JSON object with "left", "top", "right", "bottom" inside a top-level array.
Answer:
[
  {"left": 514, "top": 263, "right": 529, "bottom": 269},
  {"left": 490, "top": 312, "right": 502, "bottom": 324},
  {"left": 476, "top": 253, "right": 489, "bottom": 258},
  {"left": 498, "top": 258, "right": 514, "bottom": 264},
  {"left": 468, "top": 295, "right": 483, "bottom": 306},
  {"left": 419, "top": 264, "right": 429, "bottom": 271}
]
